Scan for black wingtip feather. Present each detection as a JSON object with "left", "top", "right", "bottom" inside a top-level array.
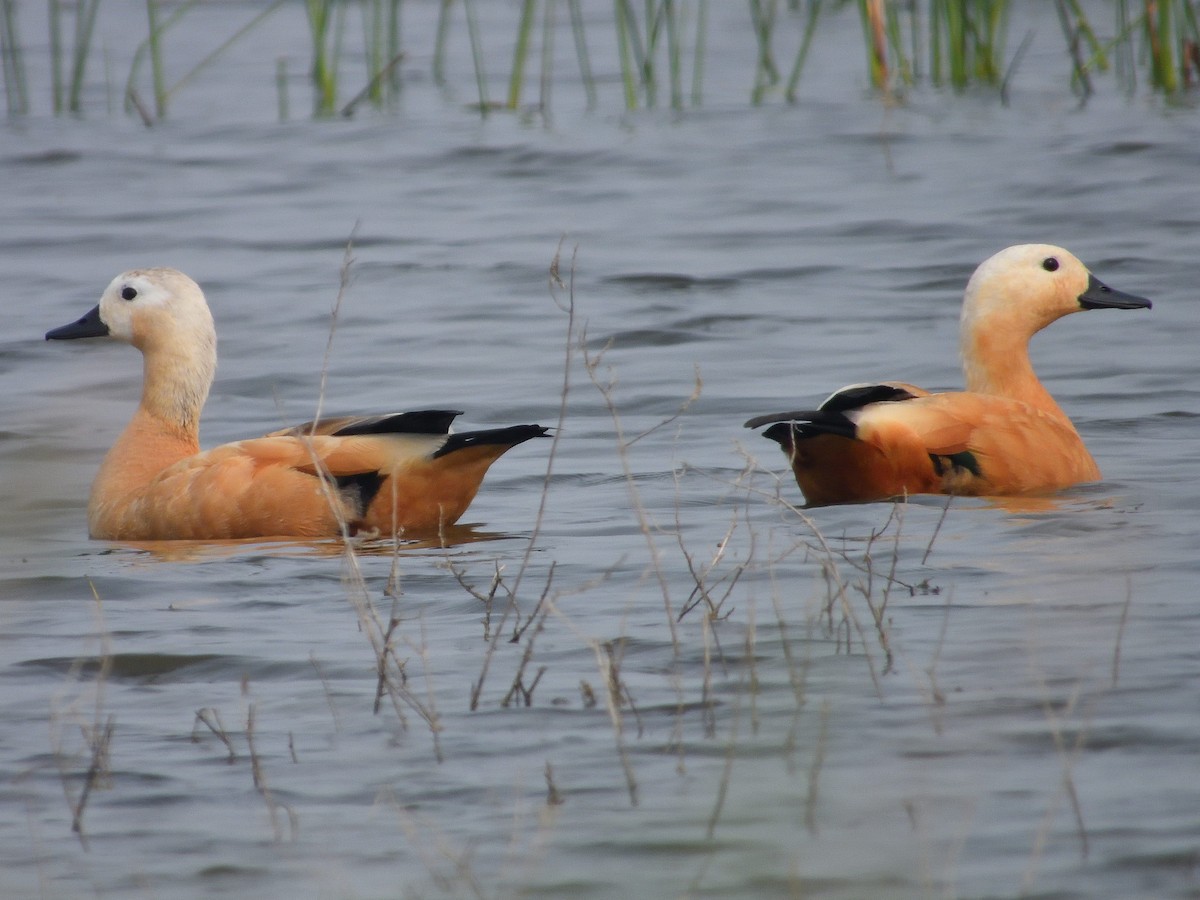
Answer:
[
  {"left": 818, "top": 384, "right": 919, "bottom": 412},
  {"left": 331, "top": 409, "right": 464, "bottom": 436},
  {"left": 745, "top": 410, "right": 811, "bottom": 430},
  {"left": 747, "top": 383, "right": 919, "bottom": 441},
  {"left": 432, "top": 424, "right": 549, "bottom": 459},
  {"left": 747, "top": 410, "right": 857, "bottom": 441}
]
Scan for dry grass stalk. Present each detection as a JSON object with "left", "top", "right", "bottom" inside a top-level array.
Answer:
[
  {"left": 591, "top": 638, "right": 640, "bottom": 807},
  {"left": 804, "top": 697, "right": 831, "bottom": 835},
  {"left": 922, "top": 492, "right": 954, "bottom": 564},
  {"left": 49, "top": 580, "right": 114, "bottom": 850},
  {"left": 854, "top": 503, "right": 903, "bottom": 674},
  {"left": 581, "top": 330, "right": 702, "bottom": 657},
  {"left": 446, "top": 558, "right": 505, "bottom": 640},
  {"left": 70, "top": 714, "right": 114, "bottom": 846},
  {"left": 501, "top": 599, "right": 551, "bottom": 708},
  {"left": 674, "top": 463, "right": 750, "bottom": 623},
  {"left": 308, "top": 652, "right": 343, "bottom": 732},
  {"left": 736, "top": 443, "right": 954, "bottom": 698},
  {"left": 768, "top": 533, "right": 815, "bottom": 774},
  {"left": 192, "top": 707, "right": 237, "bottom": 761},
  {"left": 704, "top": 680, "right": 744, "bottom": 840},
  {"left": 1111, "top": 575, "right": 1133, "bottom": 688},
  {"left": 742, "top": 598, "right": 761, "bottom": 736},
  {"left": 917, "top": 593, "right": 953, "bottom": 736},
  {"left": 1023, "top": 677, "right": 1092, "bottom": 891},
  {"left": 736, "top": 462, "right": 885, "bottom": 696},
  {"left": 544, "top": 760, "right": 564, "bottom": 806},
  {"left": 243, "top": 680, "right": 299, "bottom": 842},
  {"left": 467, "top": 242, "right": 575, "bottom": 711},
  {"left": 286, "top": 236, "right": 449, "bottom": 758},
  {"left": 376, "top": 786, "right": 489, "bottom": 898},
  {"left": 374, "top": 775, "right": 563, "bottom": 898}
]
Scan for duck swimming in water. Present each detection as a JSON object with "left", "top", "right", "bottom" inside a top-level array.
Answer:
[
  {"left": 745, "top": 244, "right": 1151, "bottom": 506},
  {"left": 46, "top": 268, "right": 547, "bottom": 540}
]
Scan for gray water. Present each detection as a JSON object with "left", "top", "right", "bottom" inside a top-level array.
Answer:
[{"left": 2, "top": 3, "right": 1198, "bottom": 898}]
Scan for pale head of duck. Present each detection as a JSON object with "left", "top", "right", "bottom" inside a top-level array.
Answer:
[
  {"left": 960, "top": 242, "right": 1150, "bottom": 347},
  {"left": 99, "top": 268, "right": 216, "bottom": 355},
  {"left": 957, "top": 243, "right": 1150, "bottom": 404},
  {"left": 100, "top": 268, "right": 217, "bottom": 431},
  {"left": 959, "top": 243, "right": 1100, "bottom": 343}
]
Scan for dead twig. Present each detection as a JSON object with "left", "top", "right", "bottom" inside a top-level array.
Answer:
[
  {"left": 192, "top": 707, "right": 238, "bottom": 761},
  {"left": 51, "top": 581, "right": 115, "bottom": 851}
]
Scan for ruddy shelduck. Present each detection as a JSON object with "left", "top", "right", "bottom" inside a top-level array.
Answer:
[
  {"left": 46, "top": 268, "right": 547, "bottom": 540},
  {"left": 745, "top": 244, "right": 1151, "bottom": 505}
]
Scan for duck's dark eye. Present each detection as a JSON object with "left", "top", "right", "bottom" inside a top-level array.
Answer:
[
  {"left": 121, "top": 286, "right": 138, "bottom": 301},
  {"left": 1042, "top": 257, "right": 1060, "bottom": 272}
]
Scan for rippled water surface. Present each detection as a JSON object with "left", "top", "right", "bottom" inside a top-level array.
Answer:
[{"left": 2, "top": 3, "right": 1198, "bottom": 898}]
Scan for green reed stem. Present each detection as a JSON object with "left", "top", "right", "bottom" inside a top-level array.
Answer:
[
  {"left": 1059, "top": 0, "right": 1107, "bottom": 70},
  {"left": 857, "top": 0, "right": 888, "bottom": 90},
  {"left": 364, "top": 0, "right": 383, "bottom": 104},
  {"left": 1110, "top": 0, "right": 1200, "bottom": 95},
  {"left": 664, "top": 0, "right": 683, "bottom": 109},
  {"left": 306, "top": 0, "right": 333, "bottom": 113},
  {"left": 691, "top": 0, "right": 707, "bottom": 106},
  {"left": 908, "top": 0, "right": 923, "bottom": 81},
  {"left": 1181, "top": 1, "right": 1200, "bottom": 90},
  {"left": 463, "top": 0, "right": 490, "bottom": 114},
  {"left": 999, "top": 27, "right": 1033, "bottom": 104},
  {"left": 749, "top": 0, "right": 781, "bottom": 104},
  {"left": 784, "top": 0, "right": 821, "bottom": 103},
  {"left": 1054, "top": 0, "right": 1094, "bottom": 98},
  {"left": 68, "top": 0, "right": 103, "bottom": 114},
  {"left": 930, "top": 0, "right": 943, "bottom": 83},
  {"left": 508, "top": 0, "right": 537, "bottom": 109},
  {"left": 390, "top": 0, "right": 403, "bottom": 97},
  {"left": 1110, "top": 0, "right": 1136, "bottom": 91},
  {"left": 642, "top": 0, "right": 663, "bottom": 108},
  {"left": 146, "top": 0, "right": 167, "bottom": 118},
  {"left": 925, "top": 0, "right": 1014, "bottom": 91},
  {"left": 347, "top": 0, "right": 404, "bottom": 109},
  {"left": 125, "top": 0, "right": 204, "bottom": 121},
  {"left": 884, "top": 0, "right": 912, "bottom": 85},
  {"left": 0, "top": 0, "right": 29, "bottom": 115},
  {"left": 568, "top": 0, "right": 597, "bottom": 109},
  {"left": 128, "top": 0, "right": 258, "bottom": 121},
  {"left": 615, "top": 0, "right": 640, "bottom": 109},
  {"left": 277, "top": 56, "right": 289, "bottom": 121},
  {"left": 1147, "top": 0, "right": 1177, "bottom": 92},
  {"left": 433, "top": 0, "right": 451, "bottom": 85},
  {"left": 167, "top": 0, "right": 285, "bottom": 107},
  {"left": 944, "top": 0, "right": 966, "bottom": 87},
  {"left": 50, "top": 0, "right": 63, "bottom": 113},
  {"left": 539, "top": 0, "right": 556, "bottom": 113}
]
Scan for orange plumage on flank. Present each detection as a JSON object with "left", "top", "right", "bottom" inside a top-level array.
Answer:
[
  {"left": 745, "top": 244, "right": 1151, "bottom": 506},
  {"left": 46, "top": 268, "right": 546, "bottom": 540}
]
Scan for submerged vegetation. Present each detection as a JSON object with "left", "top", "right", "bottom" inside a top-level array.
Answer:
[{"left": 0, "top": 0, "right": 1198, "bottom": 120}]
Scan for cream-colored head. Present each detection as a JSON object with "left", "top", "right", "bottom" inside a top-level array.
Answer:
[
  {"left": 960, "top": 244, "right": 1094, "bottom": 339},
  {"left": 957, "top": 244, "right": 1150, "bottom": 405},
  {"left": 961, "top": 243, "right": 1150, "bottom": 336},
  {"left": 48, "top": 268, "right": 218, "bottom": 433},
  {"left": 105, "top": 269, "right": 217, "bottom": 431},
  {"left": 96, "top": 268, "right": 216, "bottom": 353}
]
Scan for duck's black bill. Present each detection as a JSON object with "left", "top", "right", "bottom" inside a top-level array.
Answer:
[
  {"left": 1078, "top": 274, "right": 1152, "bottom": 311},
  {"left": 46, "top": 305, "right": 109, "bottom": 340}
]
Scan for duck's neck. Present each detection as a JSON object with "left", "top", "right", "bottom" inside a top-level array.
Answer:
[
  {"left": 92, "top": 343, "right": 213, "bottom": 500},
  {"left": 137, "top": 344, "right": 213, "bottom": 439},
  {"left": 960, "top": 320, "right": 1069, "bottom": 422}
]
